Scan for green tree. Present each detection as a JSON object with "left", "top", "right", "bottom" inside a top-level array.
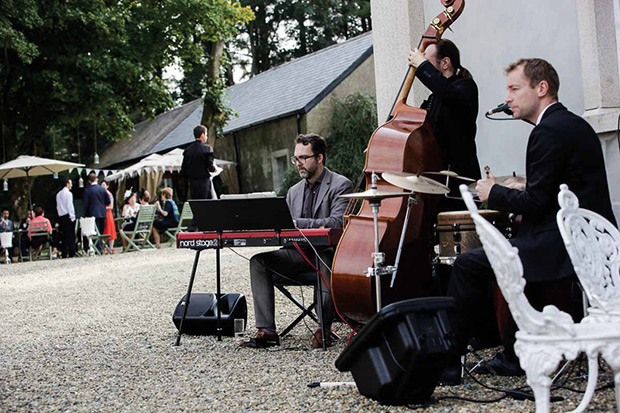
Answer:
[
  {"left": 326, "top": 92, "right": 377, "bottom": 183},
  {"left": 0, "top": 0, "right": 252, "bottom": 162},
  {"left": 235, "top": 0, "right": 370, "bottom": 80},
  {"left": 0, "top": 0, "right": 252, "bottom": 212}
]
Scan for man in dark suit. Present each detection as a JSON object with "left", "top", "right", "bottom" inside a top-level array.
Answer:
[
  {"left": 83, "top": 172, "right": 110, "bottom": 249},
  {"left": 445, "top": 58, "right": 616, "bottom": 381},
  {"left": 242, "top": 134, "right": 353, "bottom": 349},
  {"left": 181, "top": 125, "right": 216, "bottom": 200}
]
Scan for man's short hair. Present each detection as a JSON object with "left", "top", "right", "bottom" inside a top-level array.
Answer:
[
  {"left": 62, "top": 177, "right": 72, "bottom": 187},
  {"left": 33, "top": 206, "right": 44, "bottom": 217},
  {"left": 194, "top": 125, "right": 207, "bottom": 140},
  {"left": 1, "top": 208, "right": 8, "bottom": 214},
  {"left": 88, "top": 172, "right": 98, "bottom": 183},
  {"left": 505, "top": 58, "right": 559, "bottom": 100},
  {"left": 295, "top": 133, "right": 327, "bottom": 161}
]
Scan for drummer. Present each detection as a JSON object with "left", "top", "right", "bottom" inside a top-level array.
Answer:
[
  {"left": 409, "top": 39, "right": 481, "bottom": 211},
  {"left": 444, "top": 58, "right": 616, "bottom": 382}
]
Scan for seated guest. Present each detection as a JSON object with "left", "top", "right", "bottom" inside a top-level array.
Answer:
[
  {"left": 241, "top": 134, "right": 353, "bottom": 349},
  {"left": 151, "top": 187, "right": 180, "bottom": 248},
  {"left": 17, "top": 210, "right": 33, "bottom": 258},
  {"left": 0, "top": 208, "right": 15, "bottom": 260},
  {"left": 120, "top": 192, "right": 140, "bottom": 249},
  {"left": 138, "top": 188, "right": 151, "bottom": 205},
  {"left": 121, "top": 192, "right": 140, "bottom": 231},
  {"left": 28, "top": 206, "right": 56, "bottom": 260}
]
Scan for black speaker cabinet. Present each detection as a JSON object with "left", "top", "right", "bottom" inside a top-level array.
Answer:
[
  {"left": 335, "top": 297, "right": 456, "bottom": 406},
  {"left": 173, "top": 293, "right": 247, "bottom": 337}
]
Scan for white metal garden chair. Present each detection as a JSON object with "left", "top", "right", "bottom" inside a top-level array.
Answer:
[
  {"left": 557, "top": 183, "right": 620, "bottom": 324},
  {"left": 0, "top": 232, "right": 12, "bottom": 264},
  {"left": 459, "top": 184, "right": 620, "bottom": 413}
]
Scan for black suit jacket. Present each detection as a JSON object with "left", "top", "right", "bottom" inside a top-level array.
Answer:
[
  {"left": 181, "top": 140, "right": 215, "bottom": 180},
  {"left": 489, "top": 103, "right": 616, "bottom": 282},
  {"left": 416, "top": 60, "right": 481, "bottom": 180},
  {"left": 83, "top": 183, "right": 110, "bottom": 219}
]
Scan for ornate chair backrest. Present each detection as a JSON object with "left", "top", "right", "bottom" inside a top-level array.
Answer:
[
  {"left": 459, "top": 185, "right": 574, "bottom": 336},
  {"left": 557, "top": 184, "right": 620, "bottom": 311}
]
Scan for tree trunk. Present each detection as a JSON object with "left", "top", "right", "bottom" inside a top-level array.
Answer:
[{"left": 200, "top": 40, "right": 225, "bottom": 148}]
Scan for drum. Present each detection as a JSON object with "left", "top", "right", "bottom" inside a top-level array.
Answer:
[{"left": 436, "top": 210, "right": 512, "bottom": 265}]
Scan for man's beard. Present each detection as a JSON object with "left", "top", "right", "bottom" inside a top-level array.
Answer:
[{"left": 298, "top": 167, "right": 314, "bottom": 180}]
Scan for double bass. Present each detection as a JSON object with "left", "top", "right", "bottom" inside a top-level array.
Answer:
[{"left": 331, "top": 0, "right": 466, "bottom": 323}]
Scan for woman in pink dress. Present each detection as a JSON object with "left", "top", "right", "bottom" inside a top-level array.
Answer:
[{"left": 100, "top": 181, "right": 117, "bottom": 253}]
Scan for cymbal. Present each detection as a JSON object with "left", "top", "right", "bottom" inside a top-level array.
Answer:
[
  {"left": 468, "top": 174, "right": 526, "bottom": 189},
  {"left": 423, "top": 170, "right": 476, "bottom": 182},
  {"left": 382, "top": 172, "right": 450, "bottom": 195},
  {"left": 339, "top": 188, "right": 411, "bottom": 200}
]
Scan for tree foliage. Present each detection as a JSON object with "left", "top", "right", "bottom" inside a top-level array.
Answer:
[
  {"left": 235, "top": 0, "right": 370, "bottom": 79},
  {"left": 0, "top": 0, "right": 253, "bottom": 164},
  {"left": 326, "top": 92, "right": 377, "bottom": 183}
]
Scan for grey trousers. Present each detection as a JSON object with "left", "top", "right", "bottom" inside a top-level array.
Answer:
[{"left": 249, "top": 246, "right": 335, "bottom": 331}]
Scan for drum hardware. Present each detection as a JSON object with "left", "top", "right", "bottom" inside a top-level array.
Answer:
[
  {"left": 340, "top": 172, "right": 406, "bottom": 311},
  {"left": 452, "top": 223, "right": 462, "bottom": 256}
]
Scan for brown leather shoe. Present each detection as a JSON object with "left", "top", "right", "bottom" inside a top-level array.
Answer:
[
  {"left": 311, "top": 328, "right": 332, "bottom": 349},
  {"left": 240, "top": 328, "right": 280, "bottom": 348}
]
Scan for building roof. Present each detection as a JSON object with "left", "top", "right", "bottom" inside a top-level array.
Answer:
[{"left": 99, "top": 32, "right": 373, "bottom": 168}]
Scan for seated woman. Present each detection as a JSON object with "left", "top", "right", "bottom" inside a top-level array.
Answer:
[
  {"left": 151, "top": 187, "right": 180, "bottom": 248},
  {"left": 28, "top": 206, "right": 57, "bottom": 259},
  {"left": 120, "top": 192, "right": 140, "bottom": 249},
  {"left": 138, "top": 188, "right": 151, "bottom": 206},
  {"left": 121, "top": 192, "right": 140, "bottom": 231}
]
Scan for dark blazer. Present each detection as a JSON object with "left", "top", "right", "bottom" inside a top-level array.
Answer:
[
  {"left": 287, "top": 168, "right": 353, "bottom": 229},
  {"left": 416, "top": 60, "right": 481, "bottom": 180},
  {"left": 83, "top": 183, "right": 110, "bottom": 219},
  {"left": 488, "top": 103, "right": 616, "bottom": 282},
  {"left": 181, "top": 140, "right": 215, "bottom": 180}
]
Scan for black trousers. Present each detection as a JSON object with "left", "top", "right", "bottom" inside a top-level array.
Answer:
[
  {"left": 58, "top": 215, "right": 77, "bottom": 258},
  {"left": 95, "top": 217, "right": 106, "bottom": 251},
  {"left": 189, "top": 179, "right": 212, "bottom": 229},
  {"left": 189, "top": 179, "right": 212, "bottom": 200},
  {"left": 447, "top": 247, "right": 573, "bottom": 356}
]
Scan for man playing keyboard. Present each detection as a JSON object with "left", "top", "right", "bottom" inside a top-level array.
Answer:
[{"left": 241, "top": 134, "right": 353, "bottom": 349}]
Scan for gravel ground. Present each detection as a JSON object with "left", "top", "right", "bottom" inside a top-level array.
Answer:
[{"left": 0, "top": 246, "right": 617, "bottom": 412}]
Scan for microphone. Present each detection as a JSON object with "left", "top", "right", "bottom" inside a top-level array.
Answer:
[{"left": 486, "top": 102, "right": 513, "bottom": 116}]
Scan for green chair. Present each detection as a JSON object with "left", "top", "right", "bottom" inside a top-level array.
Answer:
[
  {"left": 27, "top": 221, "right": 53, "bottom": 261},
  {"left": 163, "top": 202, "right": 193, "bottom": 246},
  {"left": 120, "top": 205, "right": 156, "bottom": 252}
]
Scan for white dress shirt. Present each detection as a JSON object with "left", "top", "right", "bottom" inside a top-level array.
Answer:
[{"left": 56, "top": 187, "right": 75, "bottom": 221}]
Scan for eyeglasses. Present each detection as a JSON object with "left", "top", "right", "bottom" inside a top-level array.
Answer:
[{"left": 290, "top": 154, "right": 317, "bottom": 165}]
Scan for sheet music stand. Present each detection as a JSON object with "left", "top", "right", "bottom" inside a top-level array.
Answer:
[{"left": 175, "top": 197, "right": 331, "bottom": 347}]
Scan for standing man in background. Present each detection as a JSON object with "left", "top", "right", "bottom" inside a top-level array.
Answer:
[
  {"left": 56, "top": 178, "right": 77, "bottom": 258},
  {"left": 181, "top": 125, "right": 216, "bottom": 231},
  {"left": 83, "top": 173, "right": 110, "bottom": 249}
]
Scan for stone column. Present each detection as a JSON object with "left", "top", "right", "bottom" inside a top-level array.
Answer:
[
  {"left": 576, "top": 0, "right": 620, "bottom": 220},
  {"left": 370, "top": 0, "right": 427, "bottom": 123}
]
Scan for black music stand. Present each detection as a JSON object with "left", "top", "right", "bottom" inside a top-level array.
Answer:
[{"left": 175, "top": 197, "right": 297, "bottom": 345}]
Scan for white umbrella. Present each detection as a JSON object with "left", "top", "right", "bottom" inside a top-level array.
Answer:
[{"left": 0, "top": 155, "right": 85, "bottom": 209}]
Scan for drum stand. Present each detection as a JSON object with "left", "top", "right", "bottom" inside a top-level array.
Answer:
[{"left": 363, "top": 173, "right": 399, "bottom": 311}]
